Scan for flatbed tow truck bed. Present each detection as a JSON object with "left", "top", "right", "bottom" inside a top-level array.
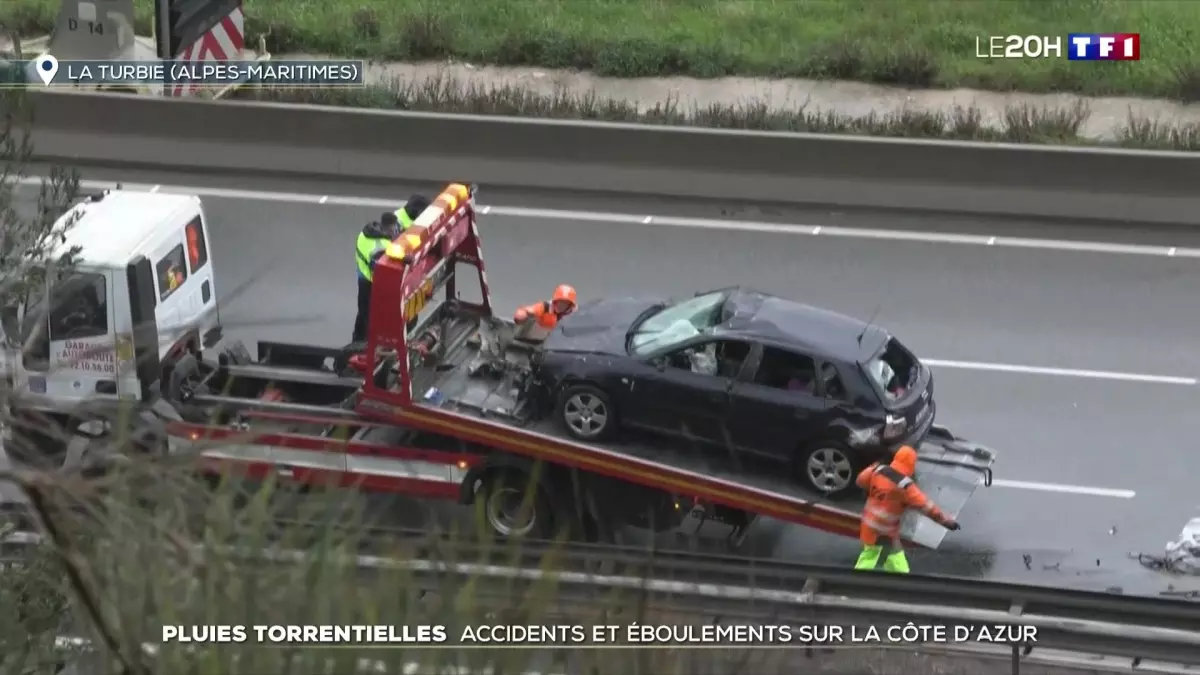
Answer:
[
  {"left": 402, "top": 312, "right": 994, "bottom": 549},
  {"left": 163, "top": 182, "right": 997, "bottom": 551}
]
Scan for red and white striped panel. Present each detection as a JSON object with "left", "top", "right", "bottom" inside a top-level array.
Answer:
[{"left": 170, "top": 5, "right": 246, "bottom": 97}]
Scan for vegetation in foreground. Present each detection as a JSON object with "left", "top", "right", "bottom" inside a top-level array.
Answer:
[
  {"left": 4, "top": 0, "right": 1200, "bottom": 99},
  {"left": 1, "top": 88, "right": 1003, "bottom": 672},
  {"left": 232, "top": 76, "right": 1200, "bottom": 151}
]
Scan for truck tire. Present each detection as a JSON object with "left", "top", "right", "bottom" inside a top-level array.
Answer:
[
  {"left": 476, "top": 469, "right": 555, "bottom": 541},
  {"left": 165, "top": 354, "right": 200, "bottom": 403}
]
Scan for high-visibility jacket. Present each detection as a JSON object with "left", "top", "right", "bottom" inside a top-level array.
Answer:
[
  {"left": 514, "top": 301, "right": 560, "bottom": 329},
  {"left": 355, "top": 232, "right": 390, "bottom": 282},
  {"left": 855, "top": 462, "right": 949, "bottom": 546},
  {"left": 395, "top": 209, "right": 415, "bottom": 231}
]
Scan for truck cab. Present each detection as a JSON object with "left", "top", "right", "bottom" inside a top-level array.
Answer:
[{"left": 3, "top": 189, "right": 221, "bottom": 421}]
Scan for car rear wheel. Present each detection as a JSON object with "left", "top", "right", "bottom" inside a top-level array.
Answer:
[
  {"left": 798, "top": 443, "right": 861, "bottom": 501},
  {"left": 557, "top": 384, "right": 616, "bottom": 441}
]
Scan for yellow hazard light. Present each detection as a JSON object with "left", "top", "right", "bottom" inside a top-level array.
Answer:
[
  {"left": 447, "top": 183, "right": 468, "bottom": 200},
  {"left": 385, "top": 242, "right": 407, "bottom": 259},
  {"left": 404, "top": 233, "right": 421, "bottom": 249}
]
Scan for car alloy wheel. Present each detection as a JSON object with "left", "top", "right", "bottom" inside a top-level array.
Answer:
[
  {"left": 805, "top": 446, "right": 854, "bottom": 495},
  {"left": 562, "top": 391, "right": 610, "bottom": 439}
]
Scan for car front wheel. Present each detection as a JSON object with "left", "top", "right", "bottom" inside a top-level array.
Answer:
[
  {"left": 557, "top": 384, "right": 616, "bottom": 441},
  {"left": 798, "top": 443, "right": 861, "bottom": 501}
]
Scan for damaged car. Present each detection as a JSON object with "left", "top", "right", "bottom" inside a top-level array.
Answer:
[{"left": 530, "top": 287, "right": 935, "bottom": 499}]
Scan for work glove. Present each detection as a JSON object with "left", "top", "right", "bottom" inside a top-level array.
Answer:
[{"left": 944, "top": 519, "right": 961, "bottom": 532}]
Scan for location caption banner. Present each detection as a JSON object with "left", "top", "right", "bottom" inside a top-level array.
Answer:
[{"left": 26, "top": 59, "right": 365, "bottom": 87}]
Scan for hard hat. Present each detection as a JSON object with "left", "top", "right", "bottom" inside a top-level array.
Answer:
[
  {"left": 890, "top": 445, "right": 918, "bottom": 476},
  {"left": 552, "top": 284, "right": 577, "bottom": 305}
]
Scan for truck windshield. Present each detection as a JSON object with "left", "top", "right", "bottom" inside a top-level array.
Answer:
[
  {"left": 628, "top": 290, "right": 728, "bottom": 357},
  {"left": 864, "top": 337, "right": 920, "bottom": 403},
  {"left": 20, "top": 272, "right": 110, "bottom": 344}
]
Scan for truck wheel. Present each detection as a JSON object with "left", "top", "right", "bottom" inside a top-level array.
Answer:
[
  {"left": 477, "top": 470, "right": 553, "bottom": 540},
  {"left": 44, "top": 413, "right": 115, "bottom": 477},
  {"left": 165, "top": 354, "right": 200, "bottom": 403},
  {"left": 557, "top": 384, "right": 616, "bottom": 441},
  {"left": 797, "top": 443, "right": 862, "bottom": 501}
]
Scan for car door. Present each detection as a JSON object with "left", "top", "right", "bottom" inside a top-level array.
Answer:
[
  {"left": 625, "top": 338, "right": 746, "bottom": 445},
  {"left": 727, "top": 346, "right": 830, "bottom": 462}
]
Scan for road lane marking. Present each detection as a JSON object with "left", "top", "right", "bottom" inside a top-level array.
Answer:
[
  {"left": 990, "top": 479, "right": 1136, "bottom": 499},
  {"left": 12, "top": 177, "right": 1200, "bottom": 388},
  {"left": 923, "top": 359, "right": 1196, "bottom": 386},
  {"left": 15, "top": 177, "right": 1200, "bottom": 260}
]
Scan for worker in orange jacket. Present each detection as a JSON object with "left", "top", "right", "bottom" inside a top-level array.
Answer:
[
  {"left": 514, "top": 284, "right": 577, "bottom": 329},
  {"left": 854, "top": 445, "right": 960, "bottom": 574}
]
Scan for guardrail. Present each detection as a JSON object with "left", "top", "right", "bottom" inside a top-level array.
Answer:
[
  {"left": 4, "top": 525, "right": 1198, "bottom": 673},
  {"left": 25, "top": 91, "right": 1200, "bottom": 227}
]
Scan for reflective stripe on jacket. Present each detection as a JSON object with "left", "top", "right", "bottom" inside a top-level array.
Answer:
[
  {"left": 355, "top": 232, "right": 389, "bottom": 281},
  {"left": 855, "top": 463, "right": 947, "bottom": 545}
]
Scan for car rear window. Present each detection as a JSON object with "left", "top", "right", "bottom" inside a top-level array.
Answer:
[{"left": 864, "top": 337, "right": 920, "bottom": 403}]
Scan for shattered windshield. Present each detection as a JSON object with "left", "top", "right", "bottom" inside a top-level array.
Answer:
[
  {"left": 628, "top": 290, "right": 728, "bottom": 357},
  {"left": 864, "top": 337, "right": 919, "bottom": 402}
]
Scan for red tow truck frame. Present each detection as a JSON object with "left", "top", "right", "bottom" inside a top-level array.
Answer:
[{"left": 165, "top": 183, "right": 996, "bottom": 550}]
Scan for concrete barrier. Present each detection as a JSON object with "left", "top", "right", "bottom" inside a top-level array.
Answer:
[{"left": 25, "top": 90, "right": 1200, "bottom": 225}]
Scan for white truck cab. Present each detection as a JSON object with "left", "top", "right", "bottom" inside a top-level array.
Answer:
[{"left": 4, "top": 189, "right": 221, "bottom": 417}]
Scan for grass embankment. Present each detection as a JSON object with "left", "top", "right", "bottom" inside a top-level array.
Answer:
[
  {"left": 235, "top": 77, "right": 1200, "bottom": 151},
  {"left": 3, "top": 0, "right": 1200, "bottom": 99}
]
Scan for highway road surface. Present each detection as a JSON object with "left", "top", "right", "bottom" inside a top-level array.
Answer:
[{"left": 10, "top": 167, "right": 1200, "bottom": 599}]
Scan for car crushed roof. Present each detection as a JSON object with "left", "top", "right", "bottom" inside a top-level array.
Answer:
[{"left": 713, "top": 288, "right": 889, "bottom": 362}]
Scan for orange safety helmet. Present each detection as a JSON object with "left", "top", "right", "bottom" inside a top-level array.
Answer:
[
  {"left": 890, "top": 445, "right": 918, "bottom": 477},
  {"left": 550, "top": 284, "right": 577, "bottom": 314}
]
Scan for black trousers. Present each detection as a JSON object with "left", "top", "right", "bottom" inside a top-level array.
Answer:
[{"left": 352, "top": 277, "right": 372, "bottom": 342}]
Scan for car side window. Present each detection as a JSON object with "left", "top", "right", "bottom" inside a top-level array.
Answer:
[
  {"left": 156, "top": 244, "right": 189, "bottom": 301},
  {"left": 820, "top": 362, "right": 847, "bottom": 400},
  {"left": 753, "top": 347, "right": 818, "bottom": 395},
  {"left": 663, "top": 339, "right": 751, "bottom": 378}
]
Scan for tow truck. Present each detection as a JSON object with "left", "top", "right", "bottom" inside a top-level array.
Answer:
[
  {"left": 2, "top": 188, "right": 220, "bottom": 465},
  {"left": 158, "top": 183, "right": 997, "bottom": 551}
]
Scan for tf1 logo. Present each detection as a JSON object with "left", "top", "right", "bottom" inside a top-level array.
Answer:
[{"left": 1067, "top": 34, "right": 1140, "bottom": 61}]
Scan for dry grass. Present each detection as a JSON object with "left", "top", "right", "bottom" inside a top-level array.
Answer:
[
  {"left": 4, "top": 0, "right": 1200, "bottom": 99},
  {"left": 232, "top": 75, "right": 1200, "bottom": 150},
  {"left": 0, "top": 459, "right": 1075, "bottom": 675}
]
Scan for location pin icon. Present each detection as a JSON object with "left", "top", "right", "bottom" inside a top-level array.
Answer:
[{"left": 36, "top": 54, "right": 59, "bottom": 86}]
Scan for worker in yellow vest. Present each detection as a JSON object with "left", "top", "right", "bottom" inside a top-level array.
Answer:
[{"left": 352, "top": 196, "right": 430, "bottom": 342}]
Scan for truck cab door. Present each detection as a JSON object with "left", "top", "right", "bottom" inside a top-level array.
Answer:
[
  {"left": 42, "top": 270, "right": 120, "bottom": 405},
  {"left": 124, "top": 257, "right": 161, "bottom": 401},
  {"left": 183, "top": 213, "right": 219, "bottom": 347}
]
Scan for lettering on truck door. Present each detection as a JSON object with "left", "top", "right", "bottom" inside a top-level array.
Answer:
[{"left": 47, "top": 271, "right": 117, "bottom": 401}]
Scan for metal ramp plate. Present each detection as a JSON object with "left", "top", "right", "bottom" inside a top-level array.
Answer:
[{"left": 903, "top": 431, "right": 997, "bottom": 548}]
